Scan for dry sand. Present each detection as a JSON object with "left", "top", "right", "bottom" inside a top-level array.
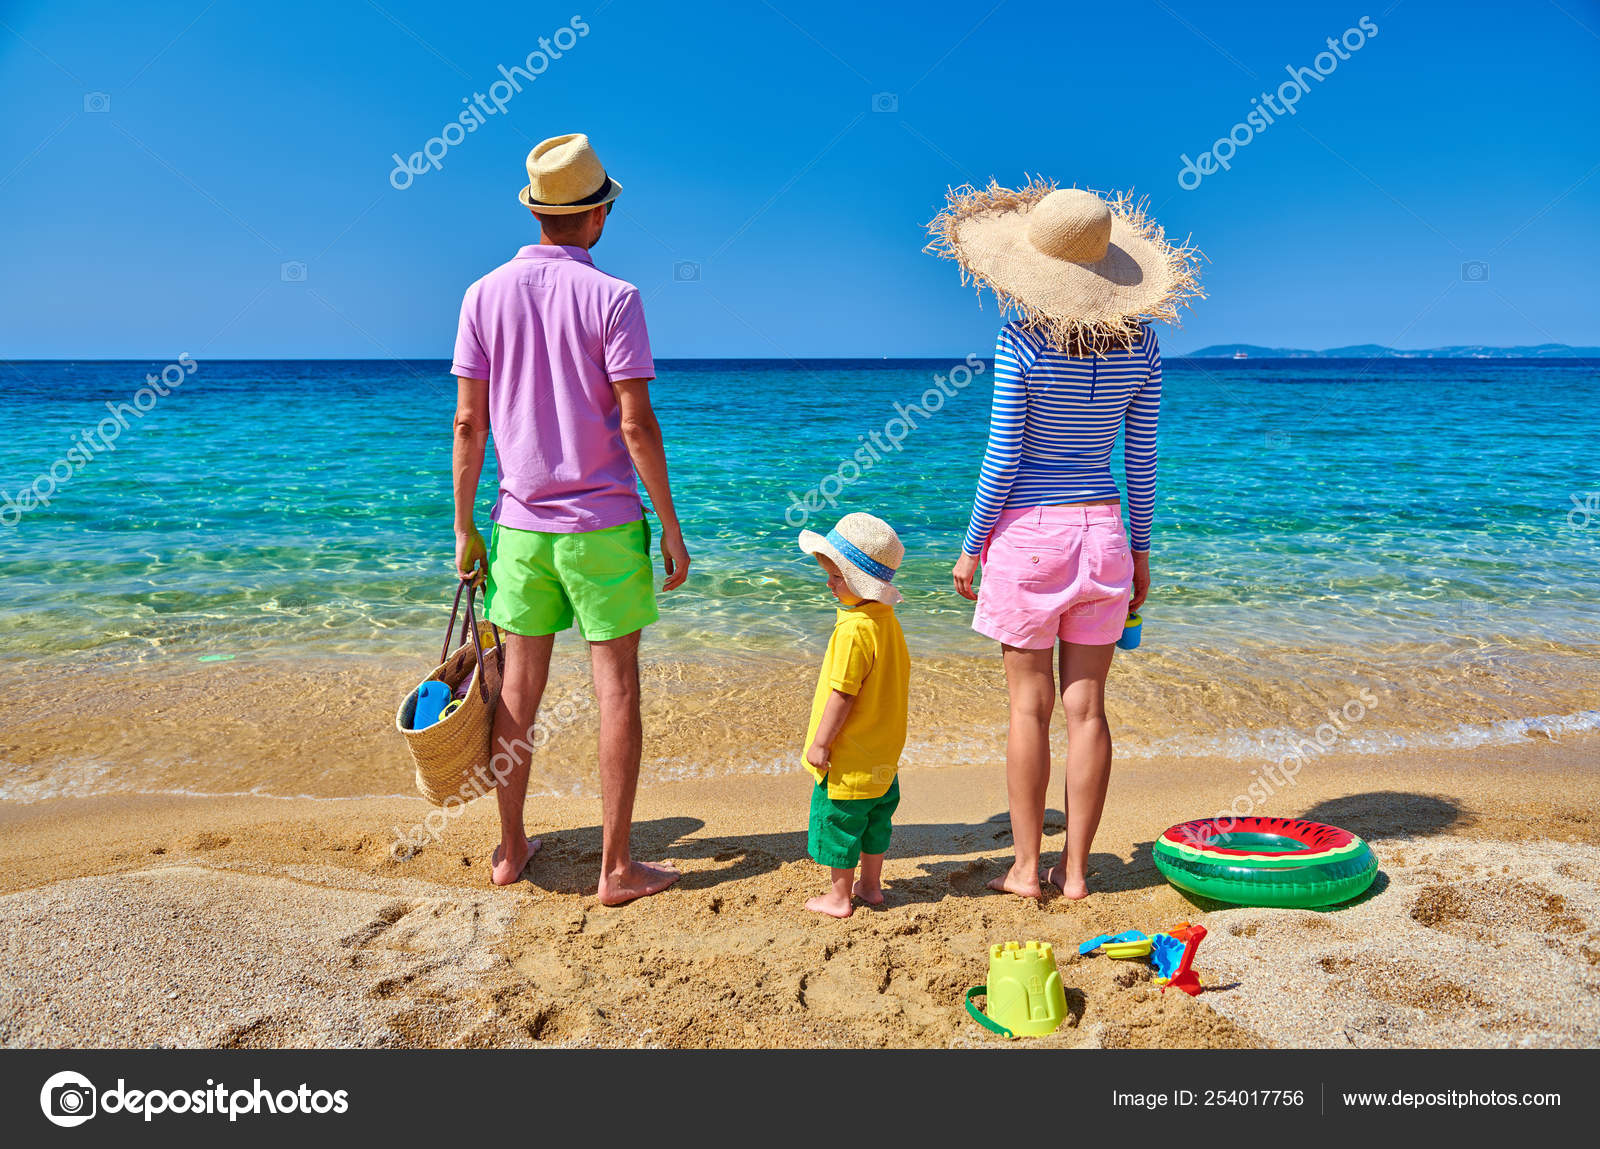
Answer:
[{"left": 2, "top": 735, "right": 1596, "bottom": 1049}]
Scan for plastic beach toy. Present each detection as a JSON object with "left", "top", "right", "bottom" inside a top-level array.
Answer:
[
  {"left": 410, "top": 680, "right": 452, "bottom": 730},
  {"left": 1102, "top": 933, "right": 1152, "bottom": 959},
  {"left": 964, "top": 940, "right": 1068, "bottom": 1038},
  {"left": 1153, "top": 816, "right": 1379, "bottom": 908},
  {"left": 1162, "top": 925, "right": 1208, "bottom": 996},
  {"left": 1078, "top": 929, "right": 1144, "bottom": 957},
  {"left": 1116, "top": 612, "right": 1142, "bottom": 651},
  {"left": 1150, "top": 932, "right": 1187, "bottom": 980}
]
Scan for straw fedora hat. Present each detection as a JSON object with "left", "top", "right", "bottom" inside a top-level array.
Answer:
[
  {"left": 518, "top": 133, "right": 623, "bottom": 213},
  {"left": 798, "top": 513, "right": 905, "bottom": 605},
  {"left": 926, "top": 178, "right": 1203, "bottom": 354}
]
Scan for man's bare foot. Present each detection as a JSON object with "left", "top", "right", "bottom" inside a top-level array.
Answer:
[
  {"left": 597, "top": 860, "right": 680, "bottom": 906},
  {"left": 987, "top": 861, "right": 1043, "bottom": 898},
  {"left": 852, "top": 880, "right": 885, "bottom": 907},
  {"left": 806, "top": 891, "right": 853, "bottom": 918},
  {"left": 1046, "top": 864, "right": 1089, "bottom": 899},
  {"left": 490, "top": 836, "right": 541, "bottom": 886}
]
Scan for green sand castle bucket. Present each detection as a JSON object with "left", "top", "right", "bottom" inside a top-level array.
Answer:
[{"left": 964, "top": 940, "right": 1068, "bottom": 1038}]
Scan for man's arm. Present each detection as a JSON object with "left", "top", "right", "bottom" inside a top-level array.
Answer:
[
  {"left": 613, "top": 378, "right": 690, "bottom": 591},
  {"left": 805, "top": 689, "right": 858, "bottom": 771},
  {"left": 453, "top": 376, "right": 490, "bottom": 581}
]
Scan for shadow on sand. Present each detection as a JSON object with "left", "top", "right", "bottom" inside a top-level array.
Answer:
[{"left": 513, "top": 808, "right": 1170, "bottom": 904}]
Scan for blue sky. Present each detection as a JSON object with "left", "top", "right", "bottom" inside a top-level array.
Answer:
[{"left": 2, "top": 0, "right": 1597, "bottom": 358}]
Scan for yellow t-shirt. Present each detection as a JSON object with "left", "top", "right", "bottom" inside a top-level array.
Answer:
[{"left": 803, "top": 601, "right": 910, "bottom": 800}]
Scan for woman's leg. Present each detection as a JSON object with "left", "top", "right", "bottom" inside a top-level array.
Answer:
[
  {"left": 1048, "top": 641, "right": 1116, "bottom": 898},
  {"left": 988, "top": 642, "right": 1056, "bottom": 898}
]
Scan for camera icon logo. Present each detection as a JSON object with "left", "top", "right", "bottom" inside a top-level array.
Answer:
[
  {"left": 83, "top": 92, "right": 111, "bottom": 113},
  {"left": 673, "top": 260, "right": 701, "bottom": 283},
  {"left": 871, "top": 91, "right": 899, "bottom": 113},
  {"left": 1461, "top": 260, "right": 1489, "bottom": 283},
  {"left": 40, "top": 1070, "right": 97, "bottom": 1128},
  {"left": 281, "top": 260, "right": 308, "bottom": 283},
  {"left": 1264, "top": 430, "right": 1291, "bottom": 450}
]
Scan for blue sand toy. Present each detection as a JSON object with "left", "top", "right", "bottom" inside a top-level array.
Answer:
[
  {"left": 1078, "top": 929, "right": 1147, "bottom": 956},
  {"left": 1150, "top": 932, "right": 1186, "bottom": 979},
  {"left": 1116, "top": 612, "right": 1143, "bottom": 651},
  {"left": 410, "top": 680, "right": 452, "bottom": 730}
]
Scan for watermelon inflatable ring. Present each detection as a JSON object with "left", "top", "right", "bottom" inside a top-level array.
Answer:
[{"left": 1153, "top": 817, "right": 1378, "bottom": 909}]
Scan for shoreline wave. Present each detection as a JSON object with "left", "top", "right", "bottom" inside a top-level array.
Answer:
[{"left": 5, "top": 708, "right": 1596, "bottom": 807}]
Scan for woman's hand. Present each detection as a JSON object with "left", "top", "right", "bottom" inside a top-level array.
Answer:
[
  {"left": 1130, "top": 551, "right": 1151, "bottom": 612},
  {"left": 952, "top": 551, "right": 980, "bottom": 601}
]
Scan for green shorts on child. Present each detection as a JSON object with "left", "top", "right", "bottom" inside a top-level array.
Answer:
[{"left": 808, "top": 778, "right": 900, "bottom": 869}]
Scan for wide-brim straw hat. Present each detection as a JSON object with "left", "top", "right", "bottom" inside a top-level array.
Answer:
[
  {"left": 518, "top": 132, "right": 623, "bottom": 213},
  {"left": 798, "top": 512, "right": 905, "bottom": 605},
  {"left": 926, "top": 178, "right": 1203, "bottom": 354}
]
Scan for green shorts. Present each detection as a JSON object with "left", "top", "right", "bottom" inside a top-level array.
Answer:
[
  {"left": 484, "top": 518, "right": 659, "bottom": 641},
  {"left": 808, "top": 778, "right": 899, "bottom": 869}
]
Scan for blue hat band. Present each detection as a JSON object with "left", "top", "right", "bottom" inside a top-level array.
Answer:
[{"left": 826, "top": 529, "right": 896, "bottom": 583}]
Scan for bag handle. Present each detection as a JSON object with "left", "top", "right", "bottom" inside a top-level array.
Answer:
[
  {"left": 440, "top": 578, "right": 504, "bottom": 704},
  {"left": 964, "top": 985, "right": 1014, "bottom": 1039}
]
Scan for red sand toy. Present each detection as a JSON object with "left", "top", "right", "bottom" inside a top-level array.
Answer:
[{"left": 1162, "top": 924, "right": 1207, "bottom": 996}]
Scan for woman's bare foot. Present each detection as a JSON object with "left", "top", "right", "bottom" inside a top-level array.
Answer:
[
  {"left": 490, "top": 836, "right": 541, "bottom": 886},
  {"left": 806, "top": 890, "right": 854, "bottom": 918},
  {"left": 597, "top": 860, "right": 680, "bottom": 906},
  {"left": 1046, "top": 863, "right": 1089, "bottom": 899},
  {"left": 988, "top": 861, "right": 1043, "bottom": 898},
  {"left": 852, "top": 879, "right": 885, "bottom": 907}
]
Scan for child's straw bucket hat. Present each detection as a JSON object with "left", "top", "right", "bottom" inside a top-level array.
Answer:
[{"left": 798, "top": 513, "right": 905, "bottom": 605}]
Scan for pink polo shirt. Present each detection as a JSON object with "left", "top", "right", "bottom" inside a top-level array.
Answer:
[{"left": 452, "top": 244, "right": 656, "bottom": 533}]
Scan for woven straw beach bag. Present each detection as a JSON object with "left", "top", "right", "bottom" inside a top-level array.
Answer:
[{"left": 396, "top": 579, "right": 506, "bottom": 807}]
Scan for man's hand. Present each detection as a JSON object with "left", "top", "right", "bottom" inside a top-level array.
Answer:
[
  {"left": 660, "top": 523, "right": 690, "bottom": 591},
  {"left": 456, "top": 524, "right": 487, "bottom": 584},
  {"left": 805, "top": 742, "right": 830, "bottom": 772},
  {"left": 1130, "top": 551, "right": 1151, "bottom": 612},
  {"left": 952, "top": 551, "right": 980, "bottom": 601},
  {"left": 453, "top": 377, "right": 491, "bottom": 586}
]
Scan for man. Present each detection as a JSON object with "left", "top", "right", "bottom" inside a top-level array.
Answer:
[{"left": 451, "top": 133, "right": 690, "bottom": 903}]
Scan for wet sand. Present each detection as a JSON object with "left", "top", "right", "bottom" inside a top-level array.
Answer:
[{"left": 2, "top": 734, "right": 1597, "bottom": 1049}]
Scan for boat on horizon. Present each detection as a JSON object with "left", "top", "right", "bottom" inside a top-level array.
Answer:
[{"left": 1233, "top": 350, "right": 1249, "bottom": 359}]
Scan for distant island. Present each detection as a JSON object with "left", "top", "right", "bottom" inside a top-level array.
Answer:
[{"left": 1183, "top": 343, "right": 1600, "bottom": 359}]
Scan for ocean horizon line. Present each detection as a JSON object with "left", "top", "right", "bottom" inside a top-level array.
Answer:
[{"left": 6, "top": 353, "right": 1600, "bottom": 366}]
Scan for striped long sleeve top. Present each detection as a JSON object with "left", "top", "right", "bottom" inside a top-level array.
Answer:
[{"left": 962, "top": 322, "right": 1163, "bottom": 556}]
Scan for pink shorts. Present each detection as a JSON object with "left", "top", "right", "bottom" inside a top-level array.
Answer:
[{"left": 972, "top": 504, "right": 1134, "bottom": 649}]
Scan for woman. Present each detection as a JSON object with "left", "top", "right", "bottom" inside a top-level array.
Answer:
[{"left": 927, "top": 180, "right": 1202, "bottom": 899}]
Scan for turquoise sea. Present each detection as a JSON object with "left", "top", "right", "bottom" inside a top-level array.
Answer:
[{"left": 1, "top": 356, "right": 1596, "bottom": 664}]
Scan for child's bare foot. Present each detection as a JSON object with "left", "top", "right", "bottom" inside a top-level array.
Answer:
[
  {"left": 987, "top": 861, "right": 1043, "bottom": 898},
  {"left": 852, "top": 879, "right": 885, "bottom": 906},
  {"left": 806, "top": 891, "right": 854, "bottom": 918},
  {"left": 1046, "top": 863, "right": 1089, "bottom": 899},
  {"left": 490, "top": 836, "right": 541, "bottom": 886}
]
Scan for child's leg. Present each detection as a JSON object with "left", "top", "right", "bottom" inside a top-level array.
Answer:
[
  {"left": 854, "top": 853, "right": 885, "bottom": 905},
  {"left": 807, "top": 784, "right": 862, "bottom": 918},
  {"left": 806, "top": 867, "right": 855, "bottom": 918},
  {"left": 853, "top": 779, "right": 898, "bottom": 906}
]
